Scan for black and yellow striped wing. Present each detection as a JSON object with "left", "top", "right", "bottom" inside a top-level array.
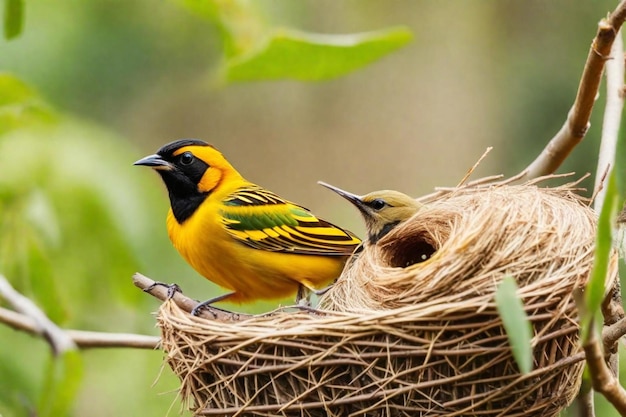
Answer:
[{"left": 220, "top": 186, "right": 361, "bottom": 255}]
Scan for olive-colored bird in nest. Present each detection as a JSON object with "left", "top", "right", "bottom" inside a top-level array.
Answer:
[
  {"left": 134, "top": 139, "right": 361, "bottom": 315},
  {"left": 318, "top": 181, "right": 423, "bottom": 246}
]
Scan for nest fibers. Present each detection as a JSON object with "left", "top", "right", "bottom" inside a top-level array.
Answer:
[{"left": 158, "top": 179, "right": 615, "bottom": 417}]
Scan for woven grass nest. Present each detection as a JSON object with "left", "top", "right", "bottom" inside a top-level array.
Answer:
[{"left": 158, "top": 178, "right": 616, "bottom": 417}]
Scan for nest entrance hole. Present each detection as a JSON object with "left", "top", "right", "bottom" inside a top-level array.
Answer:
[{"left": 381, "top": 217, "right": 453, "bottom": 268}]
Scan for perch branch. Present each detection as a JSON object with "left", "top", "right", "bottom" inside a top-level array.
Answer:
[
  {"left": 132, "top": 272, "right": 252, "bottom": 321},
  {"left": 520, "top": 0, "right": 626, "bottom": 180},
  {"left": 0, "top": 307, "right": 159, "bottom": 349},
  {"left": 0, "top": 274, "right": 75, "bottom": 355}
]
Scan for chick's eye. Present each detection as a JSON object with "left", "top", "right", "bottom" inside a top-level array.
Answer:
[
  {"left": 180, "top": 152, "right": 194, "bottom": 166},
  {"left": 371, "top": 199, "right": 386, "bottom": 210}
]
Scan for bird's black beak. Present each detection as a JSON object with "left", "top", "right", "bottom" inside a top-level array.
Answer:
[
  {"left": 318, "top": 181, "right": 368, "bottom": 212},
  {"left": 133, "top": 154, "right": 173, "bottom": 171}
]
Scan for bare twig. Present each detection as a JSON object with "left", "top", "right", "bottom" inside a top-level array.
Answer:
[
  {"left": 521, "top": 0, "right": 626, "bottom": 180},
  {"left": 602, "top": 282, "right": 625, "bottom": 376},
  {"left": 602, "top": 281, "right": 626, "bottom": 354},
  {"left": 132, "top": 272, "right": 252, "bottom": 321},
  {"left": 0, "top": 274, "right": 75, "bottom": 355},
  {"left": 595, "top": 30, "right": 625, "bottom": 211},
  {"left": 455, "top": 147, "right": 493, "bottom": 187},
  {"left": 603, "top": 314, "right": 626, "bottom": 352},
  {"left": 0, "top": 307, "right": 159, "bottom": 349},
  {"left": 591, "top": 165, "right": 612, "bottom": 208}
]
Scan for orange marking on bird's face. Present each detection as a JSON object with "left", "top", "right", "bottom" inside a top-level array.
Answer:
[{"left": 172, "top": 145, "right": 243, "bottom": 194}]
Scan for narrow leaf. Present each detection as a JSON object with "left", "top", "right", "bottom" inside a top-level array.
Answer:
[
  {"left": 38, "top": 350, "right": 83, "bottom": 417},
  {"left": 582, "top": 172, "right": 620, "bottom": 341},
  {"left": 495, "top": 276, "right": 533, "bottom": 374},
  {"left": 225, "top": 26, "right": 413, "bottom": 82},
  {"left": 3, "top": 0, "right": 24, "bottom": 40}
]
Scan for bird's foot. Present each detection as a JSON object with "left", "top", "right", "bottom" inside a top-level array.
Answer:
[
  {"left": 295, "top": 285, "right": 312, "bottom": 307},
  {"left": 312, "top": 283, "right": 334, "bottom": 297},
  {"left": 297, "top": 297, "right": 312, "bottom": 308},
  {"left": 191, "top": 292, "right": 235, "bottom": 317},
  {"left": 294, "top": 283, "right": 335, "bottom": 308},
  {"left": 143, "top": 281, "right": 182, "bottom": 299},
  {"left": 291, "top": 304, "right": 325, "bottom": 315}
]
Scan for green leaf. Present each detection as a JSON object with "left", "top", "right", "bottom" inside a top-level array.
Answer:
[
  {"left": 3, "top": 0, "right": 24, "bottom": 40},
  {"left": 225, "top": 26, "right": 413, "bottom": 82},
  {"left": 495, "top": 276, "right": 533, "bottom": 374},
  {"left": 581, "top": 172, "right": 620, "bottom": 341},
  {"left": 38, "top": 350, "right": 83, "bottom": 417}
]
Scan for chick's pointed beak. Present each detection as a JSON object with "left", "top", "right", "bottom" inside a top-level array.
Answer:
[
  {"left": 318, "top": 181, "right": 367, "bottom": 211},
  {"left": 133, "top": 154, "right": 173, "bottom": 171}
]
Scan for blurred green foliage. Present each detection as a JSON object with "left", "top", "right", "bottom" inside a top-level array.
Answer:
[
  {"left": 38, "top": 350, "right": 83, "bottom": 417},
  {"left": 0, "top": 71, "right": 181, "bottom": 417},
  {"left": 0, "top": 1, "right": 413, "bottom": 416}
]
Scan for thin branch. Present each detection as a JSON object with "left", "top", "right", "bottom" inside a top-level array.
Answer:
[
  {"left": 0, "top": 274, "right": 75, "bottom": 355},
  {"left": 132, "top": 272, "right": 252, "bottom": 321},
  {"left": 603, "top": 315, "right": 626, "bottom": 350},
  {"left": 520, "top": 0, "right": 626, "bottom": 180},
  {"left": 602, "top": 281, "right": 625, "bottom": 376},
  {"left": 455, "top": 147, "right": 493, "bottom": 187},
  {"left": 584, "top": 323, "right": 626, "bottom": 416},
  {"left": 0, "top": 307, "right": 159, "bottom": 349},
  {"left": 595, "top": 30, "right": 625, "bottom": 211}
]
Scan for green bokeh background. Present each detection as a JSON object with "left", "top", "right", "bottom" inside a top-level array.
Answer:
[{"left": 0, "top": 1, "right": 621, "bottom": 416}]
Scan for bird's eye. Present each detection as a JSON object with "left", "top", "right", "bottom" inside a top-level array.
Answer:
[
  {"left": 371, "top": 199, "right": 386, "bottom": 210},
  {"left": 180, "top": 152, "right": 194, "bottom": 166}
]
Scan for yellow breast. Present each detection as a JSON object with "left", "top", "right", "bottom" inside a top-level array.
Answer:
[{"left": 166, "top": 202, "right": 348, "bottom": 303}]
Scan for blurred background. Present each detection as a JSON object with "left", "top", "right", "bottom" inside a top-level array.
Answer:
[{"left": 0, "top": 0, "right": 619, "bottom": 416}]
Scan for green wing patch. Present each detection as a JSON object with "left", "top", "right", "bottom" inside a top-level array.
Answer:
[{"left": 221, "top": 187, "right": 361, "bottom": 255}]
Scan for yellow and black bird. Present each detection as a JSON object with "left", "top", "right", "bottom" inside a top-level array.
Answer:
[
  {"left": 318, "top": 181, "right": 422, "bottom": 247},
  {"left": 134, "top": 139, "right": 361, "bottom": 313}
]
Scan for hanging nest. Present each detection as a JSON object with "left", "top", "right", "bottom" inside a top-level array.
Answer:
[{"left": 157, "top": 178, "right": 617, "bottom": 417}]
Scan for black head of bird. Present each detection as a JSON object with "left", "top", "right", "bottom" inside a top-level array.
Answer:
[{"left": 318, "top": 181, "right": 422, "bottom": 245}]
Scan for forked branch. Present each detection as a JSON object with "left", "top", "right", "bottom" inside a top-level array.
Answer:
[
  {"left": 584, "top": 323, "right": 626, "bottom": 416},
  {"left": 0, "top": 274, "right": 158, "bottom": 350}
]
